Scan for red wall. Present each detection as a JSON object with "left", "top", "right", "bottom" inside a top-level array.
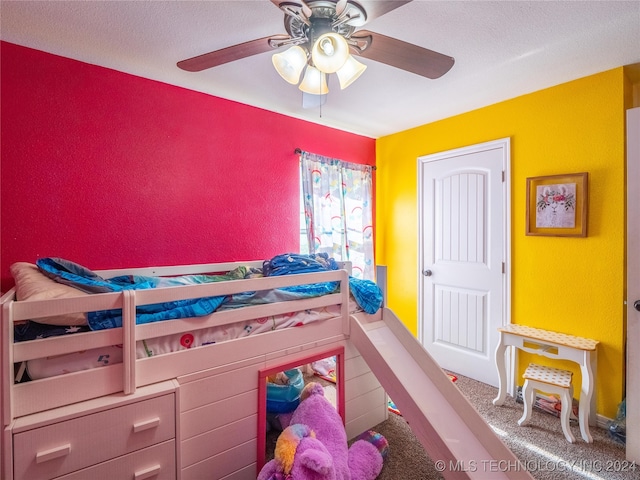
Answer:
[{"left": 0, "top": 42, "right": 376, "bottom": 291}]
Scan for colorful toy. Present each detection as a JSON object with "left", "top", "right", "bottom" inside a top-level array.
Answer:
[
  {"left": 266, "top": 368, "right": 305, "bottom": 413},
  {"left": 258, "top": 382, "right": 388, "bottom": 480}
]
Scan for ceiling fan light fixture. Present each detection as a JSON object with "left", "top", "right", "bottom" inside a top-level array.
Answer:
[
  {"left": 298, "top": 65, "right": 329, "bottom": 95},
  {"left": 311, "top": 32, "right": 349, "bottom": 73},
  {"left": 272, "top": 45, "right": 307, "bottom": 84},
  {"left": 336, "top": 55, "right": 367, "bottom": 89},
  {"left": 178, "top": 0, "right": 456, "bottom": 108}
]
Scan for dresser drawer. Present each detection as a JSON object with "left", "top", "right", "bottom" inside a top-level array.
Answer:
[
  {"left": 14, "top": 393, "right": 175, "bottom": 480},
  {"left": 55, "top": 439, "right": 176, "bottom": 480}
]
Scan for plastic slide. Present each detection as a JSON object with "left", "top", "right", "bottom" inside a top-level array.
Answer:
[{"left": 350, "top": 308, "right": 534, "bottom": 480}]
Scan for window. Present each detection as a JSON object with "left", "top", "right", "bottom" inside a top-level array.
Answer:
[{"left": 299, "top": 151, "right": 374, "bottom": 280}]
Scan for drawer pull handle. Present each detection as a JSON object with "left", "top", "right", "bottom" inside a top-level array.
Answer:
[
  {"left": 133, "top": 417, "right": 160, "bottom": 433},
  {"left": 134, "top": 464, "right": 161, "bottom": 480},
  {"left": 36, "top": 444, "right": 71, "bottom": 463}
]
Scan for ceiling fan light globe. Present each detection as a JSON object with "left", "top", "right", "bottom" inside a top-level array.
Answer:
[
  {"left": 298, "top": 65, "right": 329, "bottom": 95},
  {"left": 336, "top": 55, "right": 367, "bottom": 89},
  {"left": 311, "top": 32, "right": 349, "bottom": 74},
  {"left": 272, "top": 46, "right": 307, "bottom": 84}
]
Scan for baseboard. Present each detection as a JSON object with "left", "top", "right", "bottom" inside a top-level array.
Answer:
[{"left": 597, "top": 413, "right": 613, "bottom": 430}]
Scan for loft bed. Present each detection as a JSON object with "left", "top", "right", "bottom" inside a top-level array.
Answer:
[{"left": 1, "top": 254, "right": 389, "bottom": 480}]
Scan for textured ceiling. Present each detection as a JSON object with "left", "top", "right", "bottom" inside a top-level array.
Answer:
[{"left": 1, "top": 0, "right": 639, "bottom": 138}]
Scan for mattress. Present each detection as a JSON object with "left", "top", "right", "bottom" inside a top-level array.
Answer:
[{"left": 22, "top": 302, "right": 353, "bottom": 380}]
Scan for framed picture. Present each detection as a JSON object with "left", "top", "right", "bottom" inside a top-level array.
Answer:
[{"left": 526, "top": 172, "right": 588, "bottom": 237}]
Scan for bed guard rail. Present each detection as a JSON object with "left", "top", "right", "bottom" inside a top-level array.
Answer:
[{"left": 1, "top": 266, "right": 352, "bottom": 424}]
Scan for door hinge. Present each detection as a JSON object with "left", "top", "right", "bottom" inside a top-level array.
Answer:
[
  {"left": 502, "top": 171, "right": 505, "bottom": 182},
  {"left": 502, "top": 262, "right": 506, "bottom": 274}
]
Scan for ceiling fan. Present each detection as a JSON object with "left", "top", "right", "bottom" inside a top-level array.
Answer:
[{"left": 177, "top": 0, "right": 454, "bottom": 101}]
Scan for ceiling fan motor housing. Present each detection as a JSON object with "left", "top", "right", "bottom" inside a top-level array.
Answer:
[
  {"left": 309, "top": 17, "right": 333, "bottom": 45},
  {"left": 284, "top": 0, "right": 359, "bottom": 50}
]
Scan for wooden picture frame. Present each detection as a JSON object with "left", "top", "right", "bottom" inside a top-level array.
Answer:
[{"left": 526, "top": 172, "right": 588, "bottom": 237}]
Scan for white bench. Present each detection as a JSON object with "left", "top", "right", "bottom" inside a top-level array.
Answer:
[
  {"left": 517, "top": 363, "right": 577, "bottom": 443},
  {"left": 494, "top": 324, "right": 598, "bottom": 442}
]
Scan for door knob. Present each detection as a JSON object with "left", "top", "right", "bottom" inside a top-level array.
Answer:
[
  {"left": 635, "top": 300, "right": 640, "bottom": 312},
  {"left": 422, "top": 269, "right": 433, "bottom": 277}
]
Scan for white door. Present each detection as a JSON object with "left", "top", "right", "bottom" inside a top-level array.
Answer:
[
  {"left": 418, "top": 138, "right": 510, "bottom": 387},
  {"left": 626, "top": 107, "right": 640, "bottom": 463}
]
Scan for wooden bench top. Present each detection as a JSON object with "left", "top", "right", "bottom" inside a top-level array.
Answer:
[
  {"left": 523, "top": 363, "right": 573, "bottom": 388},
  {"left": 498, "top": 324, "right": 598, "bottom": 351}
]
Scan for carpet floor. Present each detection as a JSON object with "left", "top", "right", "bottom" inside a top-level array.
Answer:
[{"left": 372, "top": 371, "right": 630, "bottom": 480}]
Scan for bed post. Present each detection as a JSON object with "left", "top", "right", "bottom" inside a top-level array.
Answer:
[
  {"left": 341, "top": 269, "right": 350, "bottom": 337},
  {"left": 1, "top": 299, "right": 13, "bottom": 426},
  {"left": 1, "top": 294, "right": 17, "bottom": 479},
  {"left": 122, "top": 290, "right": 136, "bottom": 395},
  {"left": 376, "top": 265, "right": 387, "bottom": 308}
]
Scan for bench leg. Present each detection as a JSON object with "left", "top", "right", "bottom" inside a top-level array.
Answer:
[
  {"left": 559, "top": 388, "right": 576, "bottom": 443},
  {"left": 517, "top": 380, "right": 534, "bottom": 426},
  {"left": 577, "top": 382, "right": 593, "bottom": 443}
]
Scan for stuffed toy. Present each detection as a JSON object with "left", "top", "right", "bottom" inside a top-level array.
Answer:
[{"left": 258, "top": 382, "right": 388, "bottom": 480}]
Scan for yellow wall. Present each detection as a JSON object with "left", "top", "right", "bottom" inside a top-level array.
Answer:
[{"left": 376, "top": 68, "right": 626, "bottom": 418}]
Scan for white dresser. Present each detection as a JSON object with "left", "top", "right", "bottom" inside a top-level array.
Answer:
[{"left": 7, "top": 381, "right": 177, "bottom": 480}]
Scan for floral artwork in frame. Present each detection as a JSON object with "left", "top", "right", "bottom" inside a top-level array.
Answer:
[
  {"left": 536, "top": 183, "right": 577, "bottom": 228},
  {"left": 526, "top": 172, "right": 588, "bottom": 237}
]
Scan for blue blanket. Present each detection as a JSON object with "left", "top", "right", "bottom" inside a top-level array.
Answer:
[
  {"left": 37, "top": 258, "right": 230, "bottom": 330},
  {"left": 263, "top": 253, "right": 383, "bottom": 314},
  {"left": 35, "top": 254, "right": 383, "bottom": 330}
]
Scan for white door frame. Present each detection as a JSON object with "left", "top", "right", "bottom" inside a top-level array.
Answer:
[
  {"left": 417, "top": 137, "right": 512, "bottom": 389},
  {"left": 626, "top": 107, "right": 639, "bottom": 463}
]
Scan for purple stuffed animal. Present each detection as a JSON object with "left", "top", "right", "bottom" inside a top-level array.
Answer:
[{"left": 258, "top": 382, "right": 388, "bottom": 480}]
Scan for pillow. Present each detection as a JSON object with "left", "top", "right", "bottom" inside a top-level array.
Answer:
[{"left": 10, "top": 262, "right": 88, "bottom": 326}]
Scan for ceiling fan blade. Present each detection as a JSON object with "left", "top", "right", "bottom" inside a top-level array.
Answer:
[
  {"left": 177, "top": 35, "right": 289, "bottom": 72},
  {"left": 351, "top": 30, "right": 454, "bottom": 79},
  {"left": 269, "top": 0, "right": 299, "bottom": 8},
  {"left": 335, "top": 0, "right": 348, "bottom": 16},
  {"left": 270, "top": 0, "right": 311, "bottom": 17},
  {"left": 300, "top": 0, "right": 313, "bottom": 18},
  {"left": 356, "top": 0, "right": 413, "bottom": 23}
]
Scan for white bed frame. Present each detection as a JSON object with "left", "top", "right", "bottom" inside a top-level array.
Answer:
[{"left": 1, "top": 260, "right": 388, "bottom": 480}]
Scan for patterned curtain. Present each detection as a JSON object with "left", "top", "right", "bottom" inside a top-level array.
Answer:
[{"left": 300, "top": 151, "right": 374, "bottom": 280}]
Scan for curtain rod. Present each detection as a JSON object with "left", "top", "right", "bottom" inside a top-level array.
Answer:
[{"left": 294, "top": 148, "right": 376, "bottom": 170}]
